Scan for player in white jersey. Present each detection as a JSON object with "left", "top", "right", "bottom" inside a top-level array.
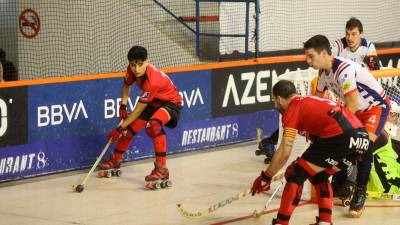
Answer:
[
  {"left": 329, "top": 17, "right": 380, "bottom": 210},
  {"left": 331, "top": 17, "right": 380, "bottom": 70},
  {"left": 304, "top": 35, "right": 391, "bottom": 218}
]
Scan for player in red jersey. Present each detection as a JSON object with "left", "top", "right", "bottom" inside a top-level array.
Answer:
[
  {"left": 99, "top": 46, "right": 183, "bottom": 189},
  {"left": 251, "top": 80, "right": 370, "bottom": 225}
]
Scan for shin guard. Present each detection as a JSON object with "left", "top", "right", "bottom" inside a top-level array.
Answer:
[
  {"left": 114, "top": 118, "right": 147, "bottom": 160},
  {"left": 276, "top": 182, "right": 304, "bottom": 225},
  {"left": 315, "top": 182, "right": 333, "bottom": 223},
  {"left": 276, "top": 161, "right": 311, "bottom": 225},
  {"left": 148, "top": 108, "right": 170, "bottom": 165}
]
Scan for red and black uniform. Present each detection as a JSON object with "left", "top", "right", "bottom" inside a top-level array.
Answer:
[
  {"left": 283, "top": 96, "right": 366, "bottom": 170},
  {"left": 275, "top": 96, "right": 369, "bottom": 225},
  {"left": 114, "top": 64, "right": 182, "bottom": 165},
  {"left": 125, "top": 64, "right": 182, "bottom": 107}
]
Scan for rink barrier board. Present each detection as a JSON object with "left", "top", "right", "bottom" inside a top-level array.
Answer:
[{"left": 0, "top": 49, "right": 399, "bottom": 182}]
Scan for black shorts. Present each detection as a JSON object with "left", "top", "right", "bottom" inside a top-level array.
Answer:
[
  {"left": 302, "top": 128, "right": 369, "bottom": 170},
  {"left": 138, "top": 102, "right": 182, "bottom": 128}
]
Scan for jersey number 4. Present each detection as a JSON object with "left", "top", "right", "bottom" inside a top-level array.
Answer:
[{"left": 368, "top": 115, "right": 377, "bottom": 124}]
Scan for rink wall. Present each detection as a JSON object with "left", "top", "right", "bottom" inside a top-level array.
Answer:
[{"left": 1, "top": 49, "right": 400, "bottom": 182}]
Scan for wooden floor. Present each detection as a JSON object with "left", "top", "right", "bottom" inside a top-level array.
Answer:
[{"left": 0, "top": 141, "right": 399, "bottom": 225}]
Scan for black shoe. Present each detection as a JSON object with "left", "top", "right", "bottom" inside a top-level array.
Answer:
[{"left": 349, "top": 186, "right": 366, "bottom": 217}]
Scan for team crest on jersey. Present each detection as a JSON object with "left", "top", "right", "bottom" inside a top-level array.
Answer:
[
  {"left": 341, "top": 82, "right": 351, "bottom": 92},
  {"left": 141, "top": 92, "right": 150, "bottom": 100}
]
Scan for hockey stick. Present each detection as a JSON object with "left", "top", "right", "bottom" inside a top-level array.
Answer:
[
  {"left": 252, "top": 180, "right": 284, "bottom": 218},
  {"left": 257, "top": 127, "right": 263, "bottom": 144},
  {"left": 72, "top": 139, "right": 112, "bottom": 193},
  {"left": 367, "top": 191, "right": 400, "bottom": 201},
  {"left": 176, "top": 172, "right": 285, "bottom": 220}
]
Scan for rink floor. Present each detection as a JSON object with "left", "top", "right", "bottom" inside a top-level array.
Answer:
[{"left": 1, "top": 140, "right": 399, "bottom": 225}]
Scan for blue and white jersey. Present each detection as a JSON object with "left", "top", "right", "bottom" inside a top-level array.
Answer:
[
  {"left": 316, "top": 57, "right": 387, "bottom": 111},
  {"left": 331, "top": 37, "right": 377, "bottom": 67}
]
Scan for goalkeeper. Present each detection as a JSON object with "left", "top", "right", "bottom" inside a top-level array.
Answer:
[{"left": 367, "top": 101, "right": 400, "bottom": 194}]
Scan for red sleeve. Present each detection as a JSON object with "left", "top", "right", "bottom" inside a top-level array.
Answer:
[
  {"left": 282, "top": 100, "right": 300, "bottom": 131},
  {"left": 124, "top": 66, "right": 135, "bottom": 86}
]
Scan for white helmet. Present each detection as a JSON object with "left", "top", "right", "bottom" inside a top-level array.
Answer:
[{"left": 390, "top": 100, "right": 400, "bottom": 113}]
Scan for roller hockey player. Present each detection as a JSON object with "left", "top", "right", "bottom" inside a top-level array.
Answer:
[
  {"left": 251, "top": 80, "right": 369, "bottom": 225},
  {"left": 329, "top": 17, "right": 381, "bottom": 210},
  {"left": 99, "top": 46, "right": 182, "bottom": 190},
  {"left": 305, "top": 35, "right": 390, "bottom": 218},
  {"left": 331, "top": 17, "right": 380, "bottom": 70}
]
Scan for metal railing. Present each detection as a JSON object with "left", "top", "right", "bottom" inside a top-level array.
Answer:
[{"left": 153, "top": 0, "right": 260, "bottom": 59}]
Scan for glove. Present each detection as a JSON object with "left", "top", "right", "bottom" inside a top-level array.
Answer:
[
  {"left": 119, "top": 104, "right": 128, "bottom": 120},
  {"left": 251, "top": 171, "right": 272, "bottom": 195},
  {"left": 107, "top": 126, "right": 125, "bottom": 143}
]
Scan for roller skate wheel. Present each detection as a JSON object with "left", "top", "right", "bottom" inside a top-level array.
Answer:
[
  {"left": 98, "top": 170, "right": 105, "bottom": 177},
  {"left": 111, "top": 170, "right": 116, "bottom": 176},
  {"left": 154, "top": 182, "right": 161, "bottom": 189},
  {"left": 105, "top": 171, "right": 112, "bottom": 178},
  {"left": 160, "top": 180, "right": 171, "bottom": 188},
  {"left": 145, "top": 183, "right": 153, "bottom": 189},
  {"left": 348, "top": 207, "right": 364, "bottom": 218},
  {"left": 343, "top": 199, "right": 350, "bottom": 207},
  {"left": 115, "top": 169, "right": 122, "bottom": 177},
  {"left": 255, "top": 150, "right": 261, "bottom": 156},
  {"left": 264, "top": 158, "right": 271, "bottom": 164}
]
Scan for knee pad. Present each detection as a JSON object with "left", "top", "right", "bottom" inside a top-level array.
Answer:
[
  {"left": 285, "top": 162, "right": 309, "bottom": 185},
  {"left": 145, "top": 119, "right": 165, "bottom": 138}
]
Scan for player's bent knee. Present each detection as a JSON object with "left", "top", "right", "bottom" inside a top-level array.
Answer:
[
  {"left": 145, "top": 119, "right": 164, "bottom": 137},
  {"left": 286, "top": 163, "right": 309, "bottom": 185}
]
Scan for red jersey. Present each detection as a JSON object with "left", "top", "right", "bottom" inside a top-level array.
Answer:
[
  {"left": 125, "top": 64, "right": 182, "bottom": 106},
  {"left": 282, "top": 96, "right": 363, "bottom": 139}
]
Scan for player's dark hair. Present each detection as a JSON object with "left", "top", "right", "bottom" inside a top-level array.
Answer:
[
  {"left": 127, "top": 46, "right": 148, "bottom": 61},
  {"left": 272, "top": 80, "right": 297, "bottom": 99},
  {"left": 346, "top": 17, "right": 363, "bottom": 33},
  {"left": 303, "top": 34, "right": 332, "bottom": 55}
]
